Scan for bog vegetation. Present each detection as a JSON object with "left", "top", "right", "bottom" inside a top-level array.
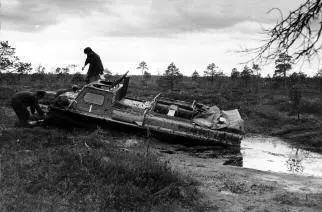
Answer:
[
  {"left": 1, "top": 57, "right": 321, "bottom": 148},
  {"left": 1, "top": 39, "right": 322, "bottom": 210}
]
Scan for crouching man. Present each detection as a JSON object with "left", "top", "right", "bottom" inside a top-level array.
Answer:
[{"left": 11, "top": 90, "right": 46, "bottom": 127}]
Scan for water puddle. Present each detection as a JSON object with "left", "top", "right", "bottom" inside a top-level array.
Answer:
[{"left": 230, "top": 136, "right": 322, "bottom": 177}]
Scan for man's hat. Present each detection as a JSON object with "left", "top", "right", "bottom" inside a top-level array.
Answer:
[{"left": 84, "top": 47, "right": 92, "bottom": 54}]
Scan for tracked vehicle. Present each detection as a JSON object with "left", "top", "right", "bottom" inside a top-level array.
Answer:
[{"left": 45, "top": 73, "right": 244, "bottom": 146}]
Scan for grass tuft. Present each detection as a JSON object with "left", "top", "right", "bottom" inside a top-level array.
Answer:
[{"left": 0, "top": 128, "right": 202, "bottom": 211}]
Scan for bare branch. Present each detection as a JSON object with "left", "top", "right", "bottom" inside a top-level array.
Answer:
[{"left": 245, "top": 0, "right": 322, "bottom": 65}]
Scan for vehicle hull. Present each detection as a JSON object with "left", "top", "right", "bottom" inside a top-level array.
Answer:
[{"left": 46, "top": 106, "right": 242, "bottom": 147}]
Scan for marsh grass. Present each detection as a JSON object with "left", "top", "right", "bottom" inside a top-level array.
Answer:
[{"left": 0, "top": 128, "right": 202, "bottom": 211}]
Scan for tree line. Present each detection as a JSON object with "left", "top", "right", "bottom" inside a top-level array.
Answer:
[{"left": 1, "top": 40, "right": 322, "bottom": 88}]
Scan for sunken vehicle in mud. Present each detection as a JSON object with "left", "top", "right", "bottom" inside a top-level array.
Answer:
[{"left": 44, "top": 73, "right": 245, "bottom": 146}]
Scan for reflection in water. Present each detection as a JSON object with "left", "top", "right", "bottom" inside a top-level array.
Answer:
[
  {"left": 286, "top": 157, "right": 304, "bottom": 174},
  {"left": 286, "top": 148, "right": 304, "bottom": 174},
  {"left": 225, "top": 136, "right": 322, "bottom": 177}
]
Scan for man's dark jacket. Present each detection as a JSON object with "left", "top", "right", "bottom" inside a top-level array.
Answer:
[
  {"left": 85, "top": 51, "right": 104, "bottom": 77},
  {"left": 11, "top": 91, "right": 44, "bottom": 118}
]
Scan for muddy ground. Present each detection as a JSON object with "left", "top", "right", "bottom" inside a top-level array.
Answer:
[{"left": 148, "top": 138, "right": 322, "bottom": 211}]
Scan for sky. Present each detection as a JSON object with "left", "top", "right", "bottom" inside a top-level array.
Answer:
[{"left": 0, "top": 0, "right": 317, "bottom": 76}]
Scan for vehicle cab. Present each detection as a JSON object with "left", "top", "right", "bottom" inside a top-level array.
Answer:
[{"left": 70, "top": 76, "right": 129, "bottom": 116}]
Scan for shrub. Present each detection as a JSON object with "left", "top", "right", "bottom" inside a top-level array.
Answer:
[
  {"left": 158, "top": 63, "right": 183, "bottom": 91},
  {"left": 300, "top": 100, "right": 322, "bottom": 114},
  {"left": 71, "top": 72, "right": 85, "bottom": 84}
]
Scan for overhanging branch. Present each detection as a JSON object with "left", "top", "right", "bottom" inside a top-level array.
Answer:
[{"left": 244, "top": 0, "right": 322, "bottom": 64}]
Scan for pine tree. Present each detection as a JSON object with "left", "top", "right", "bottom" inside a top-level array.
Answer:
[
  {"left": 191, "top": 70, "right": 200, "bottom": 81},
  {"left": 274, "top": 52, "right": 293, "bottom": 87},
  {"left": 240, "top": 66, "right": 253, "bottom": 88},
  {"left": 204, "top": 63, "right": 219, "bottom": 84},
  {"left": 159, "top": 62, "right": 183, "bottom": 91}
]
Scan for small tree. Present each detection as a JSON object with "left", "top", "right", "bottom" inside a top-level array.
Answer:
[
  {"left": 251, "top": 63, "right": 261, "bottom": 94},
  {"left": 137, "top": 61, "right": 148, "bottom": 78},
  {"left": 0, "top": 41, "right": 18, "bottom": 71},
  {"left": 252, "top": 63, "right": 261, "bottom": 76},
  {"left": 240, "top": 66, "right": 253, "bottom": 88},
  {"left": 289, "top": 72, "right": 307, "bottom": 86},
  {"left": 158, "top": 62, "right": 183, "bottom": 91},
  {"left": 297, "top": 71, "right": 307, "bottom": 81},
  {"left": 230, "top": 68, "right": 240, "bottom": 80},
  {"left": 56, "top": 66, "right": 70, "bottom": 75},
  {"left": 0, "top": 40, "right": 31, "bottom": 74},
  {"left": 62, "top": 67, "right": 70, "bottom": 74},
  {"left": 14, "top": 62, "right": 32, "bottom": 74},
  {"left": 191, "top": 70, "right": 200, "bottom": 81},
  {"left": 36, "top": 65, "right": 46, "bottom": 74},
  {"left": 55, "top": 67, "right": 62, "bottom": 74},
  {"left": 289, "top": 85, "right": 303, "bottom": 120},
  {"left": 274, "top": 52, "right": 293, "bottom": 87},
  {"left": 204, "top": 63, "right": 219, "bottom": 84}
]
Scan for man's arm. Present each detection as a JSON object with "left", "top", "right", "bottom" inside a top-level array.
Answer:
[
  {"left": 82, "top": 57, "right": 90, "bottom": 70},
  {"left": 32, "top": 98, "right": 44, "bottom": 116},
  {"left": 30, "top": 105, "right": 35, "bottom": 114},
  {"left": 34, "top": 103, "right": 44, "bottom": 117},
  {"left": 85, "top": 56, "right": 90, "bottom": 66}
]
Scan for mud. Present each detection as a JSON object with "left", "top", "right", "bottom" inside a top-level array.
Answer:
[{"left": 146, "top": 137, "right": 322, "bottom": 211}]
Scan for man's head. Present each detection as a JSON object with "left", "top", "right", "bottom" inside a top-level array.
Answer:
[
  {"left": 84, "top": 47, "right": 93, "bottom": 55},
  {"left": 72, "top": 85, "right": 79, "bottom": 92},
  {"left": 35, "top": 90, "right": 46, "bottom": 100}
]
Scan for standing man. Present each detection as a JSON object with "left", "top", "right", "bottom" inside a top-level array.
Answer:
[
  {"left": 11, "top": 90, "right": 46, "bottom": 127},
  {"left": 82, "top": 47, "right": 104, "bottom": 84}
]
